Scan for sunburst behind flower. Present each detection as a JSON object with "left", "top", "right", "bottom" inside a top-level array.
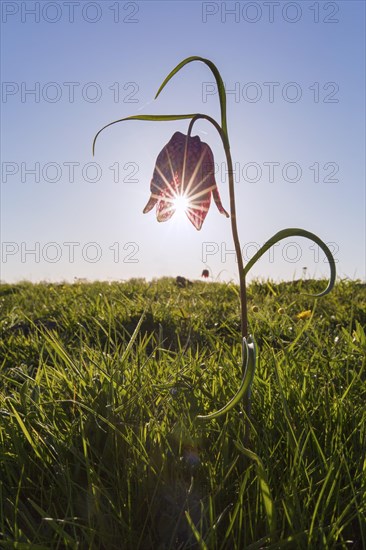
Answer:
[
  {"left": 172, "top": 193, "right": 189, "bottom": 216},
  {"left": 143, "top": 132, "right": 229, "bottom": 230}
]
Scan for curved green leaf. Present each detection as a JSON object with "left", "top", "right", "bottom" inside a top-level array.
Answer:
[
  {"left": 92, "top": 113, "right": 198, "bottom": 155},
  {"left": 197, "top": 335, "right": 257, "bottom": 421},
  {"left": 155, "top": 56, "right": 228, "bottom": 136},
  {"left": 244, "top": 228, "right": 336, "bottom": 297}
]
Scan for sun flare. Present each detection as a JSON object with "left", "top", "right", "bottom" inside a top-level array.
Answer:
[{"left": 172, "top": 194, "right": 189, "bottom": 216}]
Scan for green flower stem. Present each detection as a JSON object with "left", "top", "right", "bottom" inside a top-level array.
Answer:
[
  {"left": 156, "top": 56, "right": 248, "bottom": 337},
  {"left": 225, "top": 140, "right": 249, "bottom": 339},
  {"left": 187, "top": 114, "right": 248, "bottom": 339}
]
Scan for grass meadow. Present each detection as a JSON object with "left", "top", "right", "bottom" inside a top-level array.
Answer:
[{"left": 0, "top": 278, "right": 365, "bottom": 549}]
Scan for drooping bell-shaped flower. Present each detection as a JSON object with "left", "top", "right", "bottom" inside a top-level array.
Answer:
[{"left": 143, "top": 131, "right": 229, "bottom": 230}]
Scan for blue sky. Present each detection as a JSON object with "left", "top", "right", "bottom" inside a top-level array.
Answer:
[{"left": 1, "top": 0, "right": 365, "bottom": 284}]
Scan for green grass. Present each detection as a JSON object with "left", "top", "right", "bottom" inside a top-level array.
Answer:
[{"left": 0, "top": 278, "right": 365, "bottom": 549}]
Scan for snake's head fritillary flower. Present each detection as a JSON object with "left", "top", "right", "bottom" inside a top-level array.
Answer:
[
  {"left": 201, "top": 269, "right": 209, "bottom": 278},
  {"left": 143, "top": 131, "right": 229, "bottom": 230}
]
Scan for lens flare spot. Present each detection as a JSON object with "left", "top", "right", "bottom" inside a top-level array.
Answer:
[{"left": 173, "top": 194, "right": 189, "bottom": 217}]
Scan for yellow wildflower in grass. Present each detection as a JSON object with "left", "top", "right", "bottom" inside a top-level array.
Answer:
[{"left": 296, "top": 310, "right": 312, "bottom": 320}]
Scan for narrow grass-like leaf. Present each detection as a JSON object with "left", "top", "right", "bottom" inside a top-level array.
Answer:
[
  {"left": 308, "top": 464, "right": 335, "bottom": 544},
  {"left": 244, "top": 228, "right": 336, "bottom": 297},
  {"left": 287, "top": 305, "right": 316, "bottom": 354},
  {"left": 120, "top": 307, "right": 147, "bottom": 364},
  {"left": 185, "top": 510, "right": 209, "bottom": 550},
  {"left": 197, "top": 335, "right": 256, "bottom": 420},
  {"left": 235, "top": 443, "right": 276, "bottom": 537},
  {"left": 28, "top": 499, "right": 77, "bottom": 547},
  {"left": 222, "top": 468, "right": 251, "bottom": 546},
  {"left": 92, "top": 113, "right": 198, "bottom": 155},
  {"left": 339, "top": 451, "right": 366, "bottom": 549},
  {"left": 8, "top": 402, "right": 42, "bottom": 460},
  {"left": 155, "top": 56, "right": 228, "bottom": 135},
  {"left": 1, "top": 543, "right": 49, "bottom": 550}
]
